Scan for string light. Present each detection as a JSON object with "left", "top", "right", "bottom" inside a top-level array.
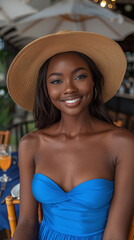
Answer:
[
  {"left": 100, "top": 0, "right": 107, "bottom": 8},
  {"left": 93, "top": 0, "right": 117, "bottom": 9},
  {"left": 108, "top": 4, "right": 113, "bottom": 9}
]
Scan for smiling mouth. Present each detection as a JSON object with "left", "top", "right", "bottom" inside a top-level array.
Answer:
[{"left": 61, "top": 97, "right": 82, "bottom": 107}]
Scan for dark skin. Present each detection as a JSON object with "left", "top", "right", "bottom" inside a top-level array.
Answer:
[{"left": 13, "top": 53, "right": 134, "bottom": 240}]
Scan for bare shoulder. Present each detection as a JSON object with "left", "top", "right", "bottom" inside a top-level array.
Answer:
[
  {"left": 95, "top": 119, "right": 134, "bottom": 159},
  {"left": 94, "top": 118, "right": 134, "bottom": 144},
  {"left": 18, "top": 128, "right": 45, "bottom": 155},
  {"left": 19, "top": 125, "right": 56, "bottom": 152},
  {"left": 19, "top": 130, "right": 39, "bottom": 147},
  {"left": 19, "top": 127, "right": 49, "bottom": 144},
  {"left": 109, "top": 125, "right": 134, "bottom": 147},
  {"left": 107, "top": 125, "right": 134, "bottom": 163}
]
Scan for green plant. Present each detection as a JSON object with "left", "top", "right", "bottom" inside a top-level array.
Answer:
[
  {"left": 0, "top": 87, "right": 15, "bottom": 130},
  {"left": 0, "top": 48, "right": 15, "bottom": 63},
  {"left": 0, "top": 40, "right": 19, "bottom": 130},
  {"left": 0, "top": 44, "right": 18, "bottom": 130}
]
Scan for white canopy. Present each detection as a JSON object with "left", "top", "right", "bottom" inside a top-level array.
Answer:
[
  {"left": 0, "top": 0, "right": 37, "bottom": 28},
  {"left": 16, "top": 0, "right": 134, "bottom": 41},
  {"left": 1, "top": 0, "right": 134, "bottom": 48}
]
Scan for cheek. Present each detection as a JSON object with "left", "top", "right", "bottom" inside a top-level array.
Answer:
[
  {"left": 82, "top": 81, "right": 94, "bottom": 97},
  {"left": 47, "top": 86, "right": 60, "bottom": 102}
]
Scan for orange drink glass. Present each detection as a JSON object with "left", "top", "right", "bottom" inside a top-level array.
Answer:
[{"left": 0, "top": 144, "right": 12, "bottom": 182}]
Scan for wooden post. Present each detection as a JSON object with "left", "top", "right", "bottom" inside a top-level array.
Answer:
[{"left": 6, "top": 196, "right": 17, "bottom": 238}]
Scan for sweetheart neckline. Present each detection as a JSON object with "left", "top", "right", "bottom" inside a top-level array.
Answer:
[{"left": 34, "top": 173, "right": 114, "bottom": 194}]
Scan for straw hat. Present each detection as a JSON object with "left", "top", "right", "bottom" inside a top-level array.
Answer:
[{"left": 7, "top": 30, "right": 127, "bottom": 112}]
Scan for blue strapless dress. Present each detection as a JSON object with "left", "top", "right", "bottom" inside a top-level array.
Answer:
[{"left": 32, "top": 173, "right": 114, "bottom": 240}]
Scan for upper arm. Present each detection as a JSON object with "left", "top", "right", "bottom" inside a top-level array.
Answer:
[
  {"left": 17, "top": 134, "right": 38, "bottom": 227},
  {"left": 103, "top": 130, "right": 134, "bottom": 240}
]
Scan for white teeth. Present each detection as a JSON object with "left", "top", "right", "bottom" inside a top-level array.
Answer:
[{"left": 65, "top": 98, "right": 80, "bottom": 103}]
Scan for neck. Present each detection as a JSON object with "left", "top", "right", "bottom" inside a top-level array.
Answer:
[{"left": 58, "top": 109, "right": 94, "bottom": 138}]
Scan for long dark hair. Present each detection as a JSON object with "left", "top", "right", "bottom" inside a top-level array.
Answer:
[{"left": 33, "top": 51, "right": 113, "bottom": 129}]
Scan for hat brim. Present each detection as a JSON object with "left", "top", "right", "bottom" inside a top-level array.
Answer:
[{"left": 7, "top": 31, "right": 127, "bottom": 112}]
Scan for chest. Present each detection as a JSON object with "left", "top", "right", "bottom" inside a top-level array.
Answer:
[{"left": 35, "top": 137, "right": 114, "bottom": 183}]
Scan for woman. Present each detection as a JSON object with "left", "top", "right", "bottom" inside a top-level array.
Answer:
[{"left": 7, "top": 31, "right": 134, "bottom": 240}]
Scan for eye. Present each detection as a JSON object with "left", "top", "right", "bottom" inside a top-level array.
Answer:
[
  {"left": 75, "top": 74, "right": 87, "bottom": 80},
  {"left": 50, "top": 79, "right": 63, "bottom": 84}
]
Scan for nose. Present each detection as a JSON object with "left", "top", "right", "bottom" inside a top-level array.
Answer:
[{"left": 63, "top": 80, "right": 77, "bottom": 95}]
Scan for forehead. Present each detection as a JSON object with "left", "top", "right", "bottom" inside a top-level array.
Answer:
[{"left": 48, "top": 52, "right": 89, "bottom": 69}]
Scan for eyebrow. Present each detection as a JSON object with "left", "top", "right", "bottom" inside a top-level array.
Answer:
[
  {"left": 72, "top": 67, "right": 88, "bottom": 74},
  {"left": 48, "top": 67, "right": 88, "bottom": 78}
]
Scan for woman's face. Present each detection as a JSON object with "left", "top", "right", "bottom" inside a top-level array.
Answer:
[{"left": 46, "top": 52, "right": 94, "bottom": 116}]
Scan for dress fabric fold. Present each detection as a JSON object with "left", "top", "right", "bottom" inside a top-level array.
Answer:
[{"left": 32, "top": 173, "right": 114, "bottom": 240}]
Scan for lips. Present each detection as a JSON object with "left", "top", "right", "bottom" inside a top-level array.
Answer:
[
  {"left": 61, "top": 95, "right": 82, "bottom": 101},
  {"left": 61, "top": 96, "right": 82, "bottom": 107}
]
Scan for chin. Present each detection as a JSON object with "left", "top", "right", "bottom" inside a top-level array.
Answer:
[{"left": 61, "top": 107, "right": 89, "bottom": 117}]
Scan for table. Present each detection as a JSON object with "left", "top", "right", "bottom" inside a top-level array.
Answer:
[{"left": 0, "top": 152, "right": 20, "bottom": 231}]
